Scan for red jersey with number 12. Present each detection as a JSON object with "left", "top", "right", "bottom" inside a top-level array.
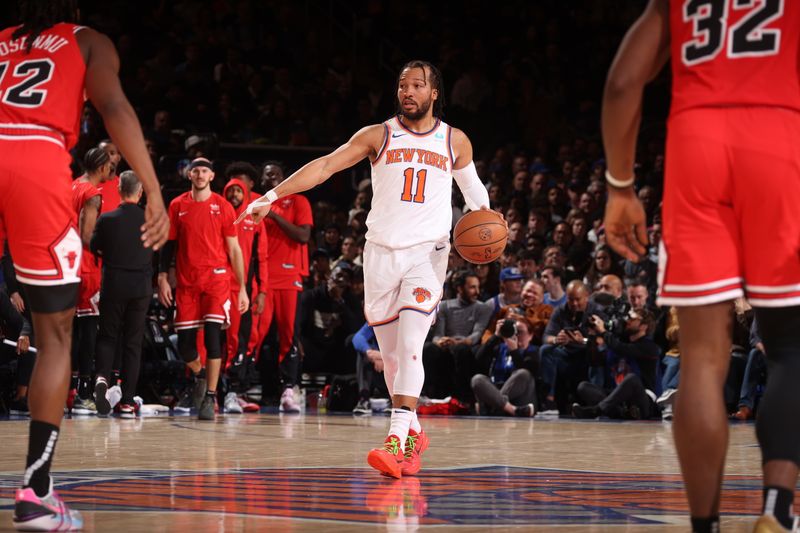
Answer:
[
  {"left": 670, "top": 0, "right": 800, "bottom": 116},
  {"left": 0, "top": 23, "right": 86, "bottom": 149}
]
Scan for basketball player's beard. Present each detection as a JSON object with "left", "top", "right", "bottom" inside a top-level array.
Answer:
[{"left": 400, "top": 98, "right": 432, "bottom": 121}]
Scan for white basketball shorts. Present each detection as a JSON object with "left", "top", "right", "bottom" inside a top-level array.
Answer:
[{"left": 363, "top": 238, "right": 450, "bottom": 326}]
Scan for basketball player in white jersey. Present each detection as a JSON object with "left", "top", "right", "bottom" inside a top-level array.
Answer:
[{"left": 239, "top": 60, "right": 493, "bottom": 478}]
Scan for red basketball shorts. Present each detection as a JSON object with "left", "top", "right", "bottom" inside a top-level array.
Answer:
[
  {"left": 0, "top": 132, "right": 81, "bottom": 286},
  {"left": 174, "top": 270, "right": 231, "bottom": 330},
  {"left": 76, "top": 269, "right": 100, "bottom": 317},
  {"left": 658, "top": 107, "right": 800, "bottom": 307}
]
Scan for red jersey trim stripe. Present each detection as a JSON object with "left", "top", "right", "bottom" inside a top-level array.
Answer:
[
  {"left": 0, "top": 124, "right": 65, "bottom": 149},
  {"left": 657, "top": 288, "right": 744, "bottom": 307}
]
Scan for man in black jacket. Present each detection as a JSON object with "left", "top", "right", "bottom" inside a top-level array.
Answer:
[
  {"left": 90, "top": 171, "right": 154, "bottom": 417},
  {"left": 572, "top": 307, "right": 661, "bottom": 419}
]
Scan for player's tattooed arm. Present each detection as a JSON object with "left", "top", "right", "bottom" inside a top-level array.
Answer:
[{"left": 79, "top": 195, "right": 102, "bottom": 249}]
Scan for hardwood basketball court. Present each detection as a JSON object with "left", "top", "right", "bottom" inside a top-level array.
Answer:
[{"left": 0, "top": 413, "right": 764, "bottom": 531}]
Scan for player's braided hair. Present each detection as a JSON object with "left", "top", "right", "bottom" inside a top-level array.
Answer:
[
  {"left": 396, "top": 60, "right": 445, "bottom": 118},
  {"left": 83, "top": 147, "right": 110, "bottom": 174},
  {"left": 13, "top": 0, "right": 78, "bottom": 53}
]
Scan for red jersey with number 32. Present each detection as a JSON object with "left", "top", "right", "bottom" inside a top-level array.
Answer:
[
  {"left": 168, "top": 191, "right": 237, "bottom": 287},
  {"left": 670, "top": 0, "right": 800, "bottom": 116},
  {"left": 0, "top": 23, "right": 86, "bottom": 149}
]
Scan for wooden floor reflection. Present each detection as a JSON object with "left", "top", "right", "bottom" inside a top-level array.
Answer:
[{"left": 0, "top": 412, "right": 766, "bottom": 531}]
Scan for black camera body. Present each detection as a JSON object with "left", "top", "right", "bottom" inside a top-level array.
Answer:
[
  {"left": 498, "top": 318, "right": 518, "bottom": 339},
  {"left": 602, "top": 298, "right": 631, "bottom": 335}
]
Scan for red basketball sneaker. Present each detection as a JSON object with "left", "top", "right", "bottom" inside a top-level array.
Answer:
[
  {"left": 400, "top": 429, "right": 429, "bottom": 476},
  {"left": 367, "top": 434, "right": 404, "bottom": 478}
]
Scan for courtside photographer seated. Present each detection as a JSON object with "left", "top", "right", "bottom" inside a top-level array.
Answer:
[
  {"left": 471, "top": 314, "right": 537, "bottom": 417},
  {"left": 572, "top": 308, "right": 662, "bottom": 420}
]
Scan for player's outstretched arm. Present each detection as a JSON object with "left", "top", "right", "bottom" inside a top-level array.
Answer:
[
  {"left": 601, "top": 0, "right": 668, "bottom": 261},
  {"left": 238, "top": 125, "right": 384, "bottom": 223},
  {"left": 79, "top": 29, "right": 169, "bottom": 250},
  {"left": 450, "top": 129, "right": 490, "bottom": 212}
]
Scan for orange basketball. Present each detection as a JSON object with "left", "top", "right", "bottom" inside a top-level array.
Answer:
[{"left": 453, "top": 210, "right": 508, "bottom": 264}]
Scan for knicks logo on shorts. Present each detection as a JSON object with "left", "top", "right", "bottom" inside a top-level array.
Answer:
[{"left": 412, "top": 287, "right": 432, "bottom": 304}]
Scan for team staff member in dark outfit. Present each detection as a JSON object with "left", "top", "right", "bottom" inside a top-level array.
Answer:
[{"left": 90, "top": 171, "right": 153, "bottom": 418}]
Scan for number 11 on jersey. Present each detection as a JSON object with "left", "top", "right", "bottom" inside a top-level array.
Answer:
[{"left": 401, "top": 167, "right": 427, "bottom": 203}]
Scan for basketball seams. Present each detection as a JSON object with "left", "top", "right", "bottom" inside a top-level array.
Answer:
[{"left": 453, "top": 221, "right": 506, "bottom": 241}]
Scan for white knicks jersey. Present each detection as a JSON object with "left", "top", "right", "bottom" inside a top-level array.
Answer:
[{"left": 366, "top": 116, "right": 455, "bottom": 249}]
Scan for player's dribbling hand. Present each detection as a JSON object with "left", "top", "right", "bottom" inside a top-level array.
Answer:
[
  {"left": 142, "top": 195, "right": 170, "bottom": 250},
  {"left": 480, "top": 205, "right": 508, "bottom": 229},
  {"left": 238, "top": 286, "right": 250, "bottom": 313},
  {"left": 603, "top": 187, "right": 648, "bottom": 262}
]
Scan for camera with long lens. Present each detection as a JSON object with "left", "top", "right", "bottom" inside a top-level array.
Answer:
[
  {"left": 498, "top": 318, "right": 518, "bottom": 339},
  {"left": 592, "top": 293, "right": 631, "bottom": 335}
]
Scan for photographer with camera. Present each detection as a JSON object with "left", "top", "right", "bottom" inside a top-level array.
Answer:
[
  {"left": 470, "top": 315, "right": 537, "bottom": 417},
  {"left": 539, "top": 280, "right": 600, "bottom": 412},
  {"left": 588, "top": 274, "right": 629, "bottom": 386},
  {"left": 572, "top": 308, "right": 662, "bottom": 420}
]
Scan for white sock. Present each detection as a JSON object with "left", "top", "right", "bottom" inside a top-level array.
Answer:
[
  {"left": 388, "top": 408, "right": 414, "bottom": 452},
  {"left": 409, "top": 411, "right": 421, "bottom": 433}
]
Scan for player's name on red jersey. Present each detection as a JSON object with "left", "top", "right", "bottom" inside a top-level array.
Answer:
[
  {"left": 0, "top": 23, "right": 87, "bottom": 149},
  {"left": 168, "top": 191, "right": 236, "bottom": 287},
  {"left": 0, "top": 32, "right": 71, "bottom": 55},
  {"left": 670, "top": 0, "right": 800, "bottom": 115}
]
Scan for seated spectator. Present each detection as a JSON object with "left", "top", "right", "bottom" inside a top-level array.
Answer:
[
  {"left": 486, "top": 267, "right": 524, "bottom": 316},
  {"left": 732, "top": 315, "right": 766, "bottom": 421},
  {"left": 331, "top": 235, "right": 361, "bottom": 271},
  {"left": 297, "top": 264, "right": 362, "bottom": 374},
  {"left": 539, "top": 280, "right": 599, "bottom": 411},
  {"left": 572, "top": 308, "right": 662, "bottom": 420},
  {"left": 471, "top": 315, "right": 537, "bottom": 417},
  {"left": 584, "top": 244, "right": 625, "bottom": 290},
  {"left": 516, "top": 248, "right": 538, "bottom": 280},
  {"left": 318, "top": 223, "right": 343, "bottom": 257},
  {"left": 422, "top": 270, "right": 492, "bottom": 402},
  {"left": 350, "top": 323, "right": 387, "bottom": 415},
  {"left": 627, "top": 282, "right": 652, "bottom": 311},
  {"left": 306, "top": 249, "right": 331, "bottom": 289},
  {"left": 482, "top": 279, "right": 553, "bottom": 349},
  {"left": 656, "top": 307, "right": 680, "bottom": 420},
  {"left": 0, "top": 288, "right": 33, "bottom": 415},
  {"left": 540, "top": 266, "right": 566, "bottom": 307},
  {"left": 550, "top": 221, "right": 573, "bottom": 254}
]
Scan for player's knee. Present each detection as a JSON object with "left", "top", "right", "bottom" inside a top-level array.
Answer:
[
  {"left": 177, "top": 329, "right": 199, "bottom": 362},
  {"left": 204, "top": 322, "right": 222, "bottom": 359}
]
